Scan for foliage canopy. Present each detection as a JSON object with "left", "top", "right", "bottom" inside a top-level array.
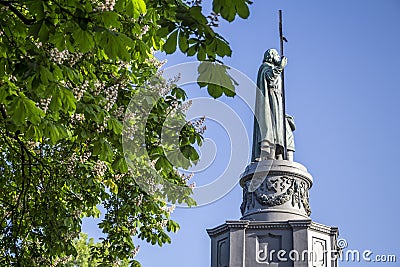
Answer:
[{"left": 0, "top": 0, "right": 251, "bottom": 265}]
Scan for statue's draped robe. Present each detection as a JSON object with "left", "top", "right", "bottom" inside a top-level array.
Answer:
[{"left": 252, "top": 61, "right": 294, "bottom": 161}]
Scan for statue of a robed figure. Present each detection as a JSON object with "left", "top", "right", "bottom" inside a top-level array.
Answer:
[
  {"left": 208, "top": 12, "right": 339, "bottom": 267},
  {"left": 252, "top": 48, "right": 295, "bottom": 162}
]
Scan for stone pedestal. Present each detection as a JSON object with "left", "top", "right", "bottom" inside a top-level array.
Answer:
[
  {"left": 207, "top": 160, "right": 339, "bottom": 267},
  {"left": 240, "top": 160, "right": 312, "bottom": 221},
  {"left": 207, "top": 220, "right": 339, "bottom": 267}
]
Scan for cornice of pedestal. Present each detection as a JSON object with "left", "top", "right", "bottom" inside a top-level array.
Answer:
[
  {"left": 206, "top": 219, "right": 339, "bottom": 238},
  {"left": 239, "top": 160, "right": 313, "bottom": 188}
]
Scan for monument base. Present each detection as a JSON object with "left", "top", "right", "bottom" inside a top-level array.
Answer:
[
  {"left": 207, "top": 219, "right": 339, "bottom": 267},
  {"left": 240, "top": 160, "right": 313, "bottom": 222}
]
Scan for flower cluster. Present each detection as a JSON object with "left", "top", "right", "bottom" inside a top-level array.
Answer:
[
  {"left": 134, "top": 194, "right": 144, "bottom": 206},
  {"left": 65, "top": 151, "right": 92, "bottom": 174},
  {"left": 50, "top": 47, "right": 70, "bottom": 64},
  {"left": 112, "top": 105, "right": 125, "bottom": 118},
  {"left": 35, "top": 42, "right": 43, "bottom": 49},
  {"left": 132, "top": 245, "right": 140, "bottom": 258},
  {"left": 147, "top": 73, "right": 180, "bottom": 97},
  {"left": 26, "top": 141, "right": 40, "bottom": 150},
  {"left": 103, "top": 84, "right": 119, "bottom": 111},
  {"left": 79, "top": 151, "right": 91, "bottom": 163},
  {"left": 207, "top": 11, "right": 220, "bottom": 27},
  {"left": 178, "top": 99, "right": 192, "bottom": 113},
  {"left": 162, "top": 204, "right": 176, "bottom": 214},
  {"left": 185, "top": 0, "right": 202, "bottom": 6},
  {"left": 188, "top": 182, "right": 196, "bottom": 189},
  {"left": 146, "top": 57, "right": 167, "bottom": 69},
  {"left": 96, "top": 115, "right": 110, "bottom": 133},
  {"left": 9, "top": 75, "right": 17, "bottom": 82},
  {"left": 177, "top": 171, "right": 194, "bottom": 183},
  {"left": 137, "top": 25, "right": 149, "bottom": 39},
  {"left": 72, "top": 80, "right": 89, "bottom": 101},
  {"left": 49, "top": 47, "right": 82, "bottom": 66},
  {"left": 93, "top": 80, "right": 105, "bottom": 96},
  {"left": 39, "top": 97, "right": 52, "bottom": 113},
  {"left": 92, "top": 160, "right": 107, "bottom": 177},
  {"left": 69, "top": 52, "right": 83, "bottom": 66},
  {"left": 190, "top": 116, "right": 207, "bottom": 134},
  {"left": 116, "top": 60, "right": 130, "bottom": 69},
  {"left": 66, "top": 153, "right": 78, "bottom": 175},
  {"left": 93, "top": 0, "right": 116, "bottom": 12},
  {"left": 70, "top": 113, "right": 85, "bottom": 124},
  {"left": 49, "top": 255, "right": 73, "bottom": 267},
  {"left": 156, "top": 219, "right": 168, "bottom": 228}
]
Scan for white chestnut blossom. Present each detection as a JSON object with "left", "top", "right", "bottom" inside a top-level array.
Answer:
[
  {"left": 162, "top": 204, "right": 176, "bottom": 214},
  {"left": 103, "top": 84, "right": 119, "bottom": 111},
  {"left": 112, "top": 105, "right": 125, "bottom": 118},
  {"left": 66, "top": 153, "right": 78, "bottom": 175},
  {"left": 69, "top": 52, "right": 83, "bottom": 66},
  {"left": 79, "top": 151, "right": 91, "bottom": 163},
  {"left": 178, "top": 100, "right": 192, "bottom": 113},
  {"left": 92, "top": 160, "right": 107, "bottom": 177},
  {"left": 132, "top": 245, "right": 140, "bottom": 258},
  {"left": 156, "top": 219, "right": 168, "bottom": 228},
  {"left": 70, "top": 113, "right": 85, "bottom": 124},
  {"left": 39, "top": 97, "right": 52, "bottom": 113},
  {"left": 176, "top": 170, "right": 194, "bottom": 182},
  {"left": 146, "top": 57, "right": 167, "bottom": 69},
  {"left": 50, "top": 47, "right": 70, "bottom": 64},
  {"left": 137, "top": 25, "right": 149, "bottom": 39},
  {"left": 72, "top": 80, "right": 89, "bottom": 101},
  {"left": 96, "top": 115, "right": 110, "bottom": 133},
  {"left": 189, "top": 116, "right": 207, "bottom": 134},
  {"left": 133, "top": 193, "right": 144, "bottom": 206},
  {"left": 93, "top": 0, "right": 116, "bottom": 12},
  {"left": 93, "top": 80, "right": 105, "bottom": 96}
]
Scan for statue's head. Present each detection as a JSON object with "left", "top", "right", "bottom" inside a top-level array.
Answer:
[{"left": 263, "top": 49, "right": 280, "bottom": 63}]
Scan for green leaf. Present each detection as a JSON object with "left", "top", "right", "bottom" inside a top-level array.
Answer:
[
  {"left": 100, "top": 11, "right": 121, "bottom": 28},
  {"left": 155, "top": 156, "right": 172, "bottom": 171},
  {"left": 107, "top": 117, "right": 123, "bottom": 134},
  {"left": 213, "top": 0, "right": 251, "bottom": 22},
  {"left": 44, "top": 123, "right": 68, "bottom": 144},
  {"left": 215, "top": 37, "right": 232, "bottom": 57},
  {"left": 94, "top": 140, "right": 114, "bottom": 162},
  {"left": 49, "top": 32, "right": 66, "bottom": 50},
  {"left": 181, "top": 145, "right": 199, "bottom": 161},
  {"left": 26, "top": 124, "right": 43, "bottom": 140},
  {"left": 163, "top": 30, "right": 178, "bottom": 54},
  {"left": 125, "top": 0, "right": 147, "bottom": 19},
  {"left": 38, "top": 21, "right": 49, "bottom": 42},
  {"left": 197, "top": 46, "right": 206, "bottom": 61},
  {"left": 112, "top": 156, "right": 128, "bottom": 173},
  {"left": 189, "top": 6, "right": 208, "bottom": 24},
  {"left": 236, "top": 0, "right": 250, "bottom": 19},
  {"left": 72, "top": 28, "right": 94, "bottom": 53},
  {"left": 39, "top": 66, "right": 54, "bottom": 84},
  {"left": 178, "top": 31, "right": 189, "bottom": 53},
  {"left": 207, "top": 84, "right": 223, "bottom": 98},
  {"left": 7, "top": 94, "right": 45, "bottom": 126}
]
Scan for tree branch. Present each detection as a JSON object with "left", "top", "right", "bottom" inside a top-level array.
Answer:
[{"left": 0, "top": 1, "right": 36, "bottom": 25}]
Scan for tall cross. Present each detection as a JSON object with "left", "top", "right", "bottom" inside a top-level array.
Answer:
[{"left": 279, "top": 10, "right": 288, "bottom": 160}]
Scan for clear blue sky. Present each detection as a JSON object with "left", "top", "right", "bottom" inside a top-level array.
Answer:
[{"left": 84, "top": 1, "right": 400, "bottom": 266}]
